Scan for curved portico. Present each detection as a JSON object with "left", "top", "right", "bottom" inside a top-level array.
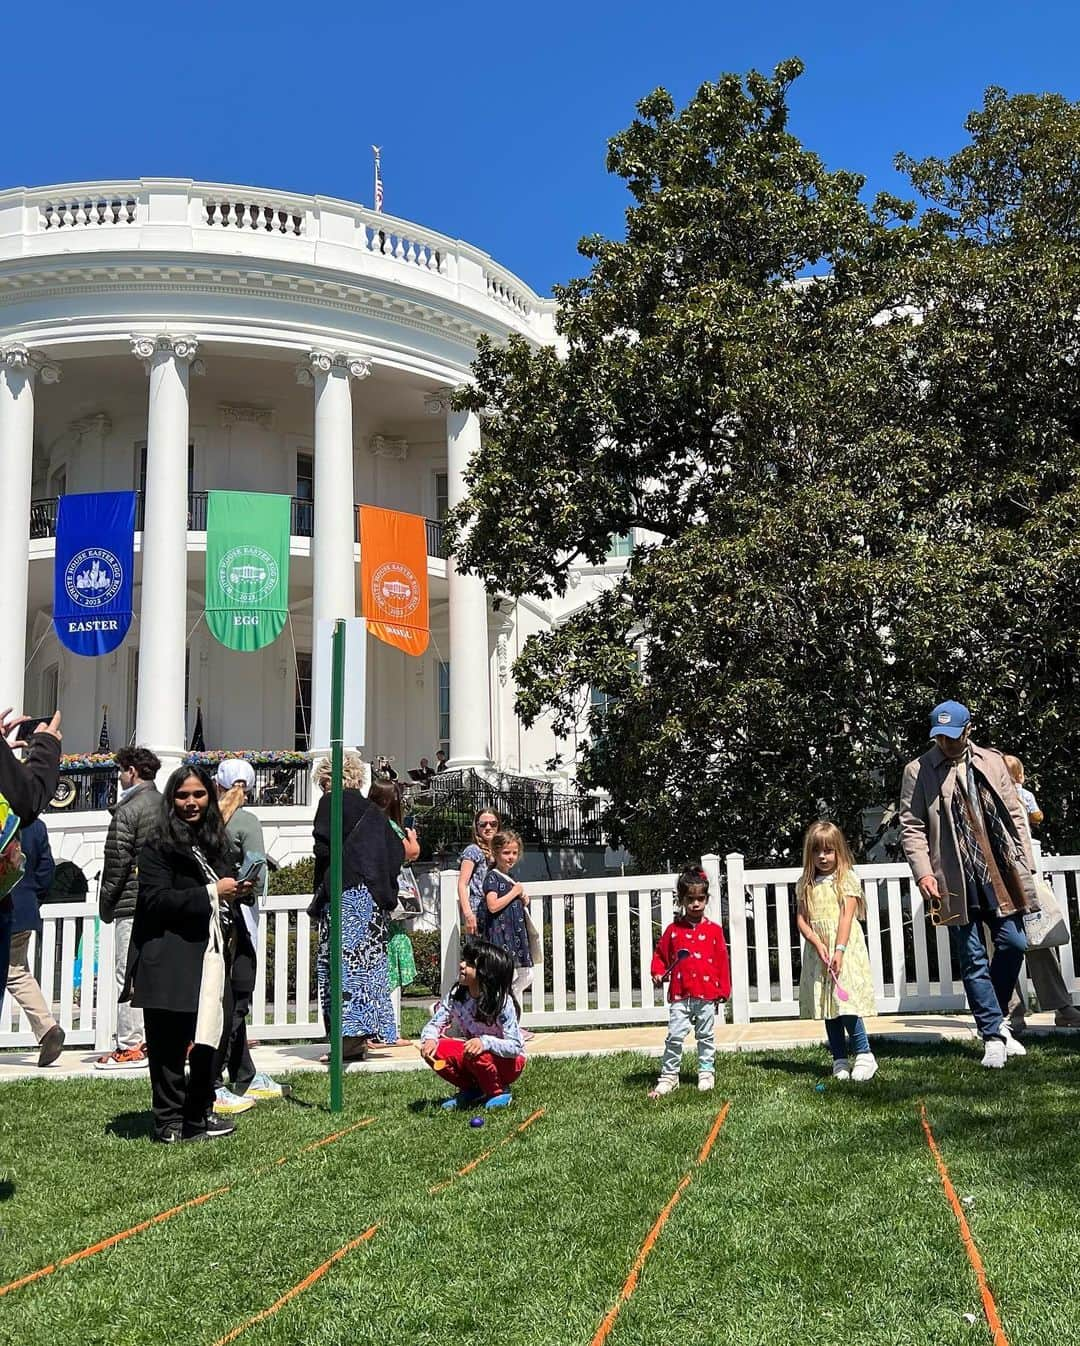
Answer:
[{"left": 0, "top": 178, "right": 561, "bottom": 785}]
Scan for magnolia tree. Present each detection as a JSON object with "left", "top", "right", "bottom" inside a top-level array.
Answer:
[{"left": 449, "top": 62, "right": 1080, "bottom": 866}]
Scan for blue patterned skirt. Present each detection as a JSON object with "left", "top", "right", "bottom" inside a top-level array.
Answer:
[{"left": 317, "top": 884, "right": 397, "bottom": 1042}]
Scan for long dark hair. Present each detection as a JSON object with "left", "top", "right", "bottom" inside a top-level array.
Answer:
[
  {"left": 157, "top": 764, "right": 232, "bottom": 868},
  {"left": 367, "top": 780, "right": 403, "bottom": 827},
  {"left": 453, "top": 937, "right": 513, "bottom": 1022}
]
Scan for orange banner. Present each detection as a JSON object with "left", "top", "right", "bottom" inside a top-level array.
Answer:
[{"left": 358, "top": 505, "right": 430, "bottom": 656}]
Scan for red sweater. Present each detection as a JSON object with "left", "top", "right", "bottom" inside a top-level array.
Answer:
[{"left": 650, "top": 917, "right": 731, "bottom": 1003}]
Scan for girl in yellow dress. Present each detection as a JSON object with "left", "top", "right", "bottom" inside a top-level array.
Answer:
[{"left": 797, "top": 821, "right": 878, "bottom": 1082}]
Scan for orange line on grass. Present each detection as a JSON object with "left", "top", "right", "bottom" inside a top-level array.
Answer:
[
  {"left": 589, "top": 1104, "right": 730, "bottom": 1346},
  {"left": 919, "top": 1103, "right": 1010, "bottom": 1346},
  {"left": 211, "top": 1224, "right": 380, "bottom": 1346},
  {"left": 427, "top": 1108, "right": 545, "bottom": 1195},
  {"left": 0, "top": 1118, "right": 376, "bottom": 1300}
]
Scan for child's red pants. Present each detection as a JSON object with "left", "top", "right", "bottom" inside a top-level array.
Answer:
[{"left": 434, "top": 1038, "right": 525, "bottom": 1098}]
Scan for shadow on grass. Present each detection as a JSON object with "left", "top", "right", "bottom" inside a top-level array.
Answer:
[
  {"left": 0, "top": 1178, "right": 14, "bottom": 1201},
  {"left": 751, "top": 1057, "right": 823, "bottom": 1078},
  {"left": 104, "top": 1111, "right": 156, "bottom": 1141}
]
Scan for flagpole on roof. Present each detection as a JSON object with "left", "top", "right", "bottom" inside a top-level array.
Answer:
[{"left": 372, "top": 145, "right": 383, "bottom": 214}]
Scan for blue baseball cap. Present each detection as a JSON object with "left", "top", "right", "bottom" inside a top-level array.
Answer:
[{"left": 930, "top": 700, "right": 970, "bottom": 740}]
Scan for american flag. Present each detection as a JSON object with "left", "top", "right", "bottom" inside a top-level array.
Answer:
[{"left": 373, "top": 146, "right": 384, "bottom": 213}]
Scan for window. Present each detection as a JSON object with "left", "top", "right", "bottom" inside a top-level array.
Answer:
[
  {"left": 127, "top": 650, "right": 139, "bottom": 744},
  {"left": 137, "top": 441, "right": 195, "bottom": 494},
  {"left": 41, "top": 663, "right": 59, "bottom": 715},
  {"left": 295, "top": 653, "right": 312, "bottom": 750},
  {"left": 606, "top": 532, "right": 633, "bottom": 559},
  {"left": 434, "top": 472, "right": 449, "bottom": 523},
  {"left": 438, "top": 661, "right": 450, "bottom": 754},
  {"left": 296, "top": 452, "right": 314, "bottom": 501},
  {"left": 589, "top": 686, "right": 613, "bottom": 731}
]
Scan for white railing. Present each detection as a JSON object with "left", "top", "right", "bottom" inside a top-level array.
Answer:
[
  {"left": 438, "top": 860, "right": 722, "bottom": 1028},
  {"left": 0, "top": 178, "right": 557, "bottom": 343},
  {"left": 7, "top": 851, "right": 1077, "bottom": 1050}
]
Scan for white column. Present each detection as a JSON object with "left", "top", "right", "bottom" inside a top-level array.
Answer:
[
  {"left": 297, "top": 350, "right": 370, "bottom": 745},
  {"left": 428, "top": 392, "right": 491, "bottom": 771},
  {"left": 132, "top": 335, "right": 199, "bottom": 779},
  {"left": 0, "top": 344, "right": 60, "bottom": 713}
]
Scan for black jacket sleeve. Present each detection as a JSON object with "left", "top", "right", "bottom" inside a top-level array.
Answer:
[
  {"left": 0, "top": 732, "right": 61, "bottom": 826},
  {"left": 100, "top": 807, "right": 135, "bottom": 922},
  {"left": 136, "top": 843, "right": 214, "bottom": 923},
  {"left": 342, "top": 810, "right": 404, "bottom": 911}
]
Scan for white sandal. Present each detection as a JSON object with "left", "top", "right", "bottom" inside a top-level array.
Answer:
[{"left": 648, "top": 1076, "right": 679, "bottom": 1099}]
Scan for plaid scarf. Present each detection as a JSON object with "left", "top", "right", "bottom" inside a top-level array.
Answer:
[{"left": 951, "top": 757, "right": 1019, "bottom": 912}]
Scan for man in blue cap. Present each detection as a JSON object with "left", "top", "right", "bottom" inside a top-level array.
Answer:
[{"left": 900, "top": 700, "right": 1035, "bottom": 1069}]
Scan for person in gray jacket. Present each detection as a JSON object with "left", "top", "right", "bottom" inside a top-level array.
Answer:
[
  {"left": 900, "top": 700, "right": 1035, "bottom": 1070},
  {"left": 96, "top": 746, "right": 160, "bottom": 1071}
]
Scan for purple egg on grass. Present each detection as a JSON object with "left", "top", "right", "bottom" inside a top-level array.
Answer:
[{"left": 470, "top": 1116, "right": 485, "bottom": 1128}]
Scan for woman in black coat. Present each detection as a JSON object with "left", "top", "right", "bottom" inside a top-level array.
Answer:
[
  {"left": 124, "top": 765, "right": 252, "bottom": 1143},
  {"left": 314, "top": 783, "right": 405, "bottom": 1063}
]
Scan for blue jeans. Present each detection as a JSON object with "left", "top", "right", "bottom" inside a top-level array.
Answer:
[
  {"left": 825, "top": 1015, "right": 870, "bottom": 1061},
  {"left": 660, "top": 997, "right": 716, "bottom": 1076},
  {"left": 948, "top": 907, "right": 1027, "bottom": 1040},
  {"left": 0, "top": 907, "right": 11, "bottom": 1004}
]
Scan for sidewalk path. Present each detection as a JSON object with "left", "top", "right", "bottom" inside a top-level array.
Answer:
[{"left": 2, "top": 1012, "right": 1075, "bottom": 1084}]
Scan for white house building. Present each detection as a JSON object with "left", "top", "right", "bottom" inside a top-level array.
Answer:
[{"left": 0, "top": 179, "right": 629, "bottom": 872}]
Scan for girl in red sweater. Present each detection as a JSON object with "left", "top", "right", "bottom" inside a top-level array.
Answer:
[{"left": 648, "top": 868, "right": 731, "bottom": 1099}]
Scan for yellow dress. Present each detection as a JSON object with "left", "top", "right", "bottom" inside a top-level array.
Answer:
[{"left": 798, "top": 872, "right": 876, "bottom": 1020}]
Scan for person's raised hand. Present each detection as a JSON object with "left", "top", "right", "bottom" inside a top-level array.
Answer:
[{"left": 33, "top": 711, "right": 62, "bottom": 743}]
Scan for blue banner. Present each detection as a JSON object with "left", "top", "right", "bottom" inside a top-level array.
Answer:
[{"left": 53, "top": 492, "right": 136, "bottom": 656}]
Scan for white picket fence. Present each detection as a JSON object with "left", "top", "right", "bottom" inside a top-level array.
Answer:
[{"left": 5, "top": 852, "right": 1079, "bottom": 1048}]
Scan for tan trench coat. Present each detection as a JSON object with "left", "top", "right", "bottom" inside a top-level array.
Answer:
[{"left": 899, "top": 742, "right": 1036, "bottom": 925}]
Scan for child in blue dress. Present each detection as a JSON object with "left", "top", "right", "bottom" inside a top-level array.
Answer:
[
  {"left": 482, "top": 829, "right": 534, "bottom": 1005},
  {"left": 420, "top": 938, "right": 525, "bottom": 1110}
]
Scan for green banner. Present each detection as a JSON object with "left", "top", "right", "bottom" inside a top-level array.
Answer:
[{"left": 205, "top": 491, "right": 290, "bottom": 652}]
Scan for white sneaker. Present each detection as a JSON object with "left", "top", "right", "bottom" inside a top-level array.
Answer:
[
  {"left": 831, "top": 1058, "right": 851, "bottom": 1081},
  {"left": 851, "top": 1052, "right": 878, "bottom": 1083},
  {"left": 648, "top": 1076, "right": 679, "bottom": 1099},
  {"left": 698, "top": 1072, "right": 715, "bottom": 1092},
  {"left": 1000, "top": 1023, "right": 1027, "bottom": 1058},
  {"left": 981, "top": 1037, "right": 1007, "bottom": 1069}
]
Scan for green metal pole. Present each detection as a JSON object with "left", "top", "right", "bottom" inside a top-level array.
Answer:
[{"left": 328, "top": 619, "right": 346, "bottom": 1113}]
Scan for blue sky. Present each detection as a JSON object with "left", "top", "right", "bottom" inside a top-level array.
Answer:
[{"left": 5, "top": 1, "right": 1079, "bottom": 295}]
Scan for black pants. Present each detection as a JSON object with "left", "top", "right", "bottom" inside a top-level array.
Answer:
[
  {"left": 214, "top": 987, "right": 256, "bottom": 1094},
  {"left": 144, "top": 986, "right": 233, "bottom": 1138}
]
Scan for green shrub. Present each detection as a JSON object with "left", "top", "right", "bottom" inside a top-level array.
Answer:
[
  {"left": 409, "top": 929, "right": 442, "bottom": 995},
  {"left": 268, "top": 857, "right": 315, "bottom": 896}
]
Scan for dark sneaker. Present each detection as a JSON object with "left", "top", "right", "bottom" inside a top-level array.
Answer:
[
  {"left": 182, "top": 1115, "right": 236, "bottom": 1142},
  {"left": 153, "top": 1125, "right": 182, "bottom": 1144},
  {"left": 37, "top": 1024, "right": 66, "bottom": 1067},
  {"left": 441, "top": 1091, "right": 483, "bottom": 1111}
]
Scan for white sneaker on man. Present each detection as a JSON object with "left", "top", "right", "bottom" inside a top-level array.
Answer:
[
  {"left": 851, "top": 1052, "right": 878, "bottom": 1082},
  {"left": 1000, "top": 1023, "right": 1026, "bottom": 1058},
  {"left": 831, "top": 1058, "right": 851, "bottom": 1081},
  {"left": 981, "top": 1036, "right": 1007, "bottom": 1069}
]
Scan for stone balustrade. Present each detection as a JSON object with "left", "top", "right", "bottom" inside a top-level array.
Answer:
[{"left": 0, "top": 178, "right": 556, "bottom": 343}]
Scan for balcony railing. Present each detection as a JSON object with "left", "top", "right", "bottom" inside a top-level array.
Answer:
[{"left": 29, "top": 494, "right": 446, "bottom": 559}]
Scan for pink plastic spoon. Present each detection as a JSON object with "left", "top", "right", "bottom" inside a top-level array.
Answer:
[{"left": 826, "top": 963, "right": 849, "bottom": 1002}]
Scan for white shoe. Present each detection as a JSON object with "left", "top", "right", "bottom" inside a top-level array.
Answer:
[
  {"left": 831, "top": 1058, "right": 851, "bottom": 1081},
  {"left": 648, "top": 1076, "right": 679, "bottom": 1099},
  {"left": 851, "top": 1052, "right": 878, "bottom": 1082},
  {"left": 1001, "top": 1023, "right": 1027, "bottom": 1058},
  {"left": 698, "top": 1072, "right": 715, "bottom": 1092},
  {"left": 981, "top": 1037, "right": 1007, "bottom": 1069}
]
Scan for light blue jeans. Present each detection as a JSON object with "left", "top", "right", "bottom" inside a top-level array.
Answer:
[{"left": 660, "top": 997, "right": 716, "bottom": 1077}]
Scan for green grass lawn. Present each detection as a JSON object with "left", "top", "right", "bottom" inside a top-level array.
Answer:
[{"left": 2, "top": 1038, "right": 1079, "bottom": 1346}]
